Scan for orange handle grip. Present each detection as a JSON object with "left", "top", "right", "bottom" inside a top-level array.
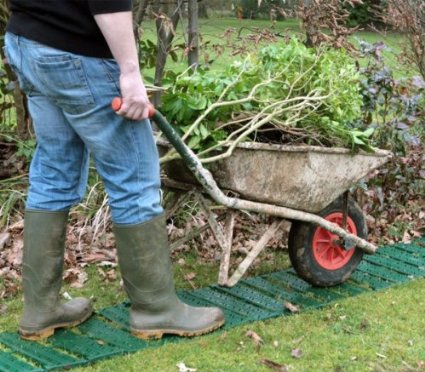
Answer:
[{"left": 111, "top": 97, "right": 156, "bottom": 118}]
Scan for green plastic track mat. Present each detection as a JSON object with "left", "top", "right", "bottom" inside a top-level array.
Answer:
[{"left": 1, "top": 237, "right": 424, "bottom": 371}]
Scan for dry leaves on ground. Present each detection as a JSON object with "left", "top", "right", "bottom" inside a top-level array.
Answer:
[
  {"left": 245, "top": 330, "right": 264, "bottom": 350},
  {"left": 284, "top": 302, "right": 300, "bottom": 314},
  {"left": 259, "top": 359, "right": 290, "bottom": 372}
]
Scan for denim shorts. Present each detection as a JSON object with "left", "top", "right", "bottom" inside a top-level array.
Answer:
[{"left": 4, "top": 33, "right": 163, "bottom": 225}]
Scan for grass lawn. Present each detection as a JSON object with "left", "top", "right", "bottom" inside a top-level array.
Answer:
[
  {"left": 73, "top": 279, "right": 425, "bottom": 372},
  {"left": 1, "top": 261, "right": 425, "bottom": 371}
]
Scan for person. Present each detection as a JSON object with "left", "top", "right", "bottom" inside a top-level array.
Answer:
[{"left": 5, "top": 0, "right": 224, "bottom": 341}]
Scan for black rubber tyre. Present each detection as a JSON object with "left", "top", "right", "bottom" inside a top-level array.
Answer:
[{"left": 288, "top": 196, "right": 366, "bottom": 287}]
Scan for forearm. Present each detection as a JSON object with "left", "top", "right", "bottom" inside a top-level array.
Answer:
[
  {"left": 94, "top": 11, "right": 149, "bottom": 120},
  {"left": 94, "top": 11, "right": 140, "bottom": 75}
]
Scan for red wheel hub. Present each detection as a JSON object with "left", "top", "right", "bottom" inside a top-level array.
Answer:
[{"left": 312, "top": 212, "right": 357, "bottom": 270}]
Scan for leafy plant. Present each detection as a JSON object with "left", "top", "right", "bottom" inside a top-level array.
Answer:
[
  {"left": 15, "top": 138, "right": 36, "bottom": 161},
  {"left": 353, "top": 41, "right": 424, "bottom": 242},
  {"left": 0, "top": 64, "right": 16, "bottom": 130},
  {"left": 357, "top": 41, "right": 424, "bottom": 154},
  {"left": 160, "top": 37, "right": 372, "bottom": 162}
]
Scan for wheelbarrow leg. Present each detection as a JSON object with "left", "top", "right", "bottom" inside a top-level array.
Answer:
[
  {"left": 226, "top": 219, "right": 286, "bottom": 287},
  {"left": 342, "top": 191, "right": 349, "bottom": 230},
  {"left": 218, "top": 212, "right": 236, "bottom": 286},
  {"left": 195, "top": 194, "right": 235, "bottom": 285}
]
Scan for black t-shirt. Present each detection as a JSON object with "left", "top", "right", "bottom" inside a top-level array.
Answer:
[{"left": 7, "top": 0, "right": 133, "bottom": 58}]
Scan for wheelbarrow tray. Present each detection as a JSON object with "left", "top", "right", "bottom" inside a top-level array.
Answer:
[{"left": 159, "top": 141, "right": 391, "bottom": 213}]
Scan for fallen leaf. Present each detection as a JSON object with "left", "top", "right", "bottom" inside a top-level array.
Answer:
[
  {"left": 402, "top": 230, "right": 411, "bottom": 244},
  {"left": 1, "top": 279, "right": 19, "bottom": 298},
  {"left": 84, "top": 252, "right": 110, "bottom": 264},
  {"left": 259, "top": 359, "right": 289, "bottom": 371},
  {"left": 6, "top": 238, "right": 23, "bottom": 266},
  {"left": 8, "top": 219, "right": 24, "bottom": 231},
  {"left": 291, "top": 348, "right": 303, "bottom": 359},
  {"left": 0, "top": 232, "right": 11, "bottom": 251},
  {"left": 411, "top": 230, "right": 422, "bottom": 238},
  {"left": 219, "top": 331, "right": 228, "bottom": 341},
  {"left": 105, "top": 269, "right": 117, "bottom": 281},
  {"left": 98, "top": 267, "right": 117, "bottom": 282},
  {"left": 63, "top": 292, "right": 73, "bottom": 300},
  {"left": 284, "top": 302, "right": 300, "bottom": 313},
  {"left": 359, "top": 319, "right": 370, "bottom": 331},
  {"left": 63, "top": 268, "right": 88, "bottom": 289},
  {"left": 176, "top": 362, "right": 197, "bottom": 372},
  {"left": 97, "top": 261, "right": 117, "bottom": 268},
  {"left": 245, "top": 330, "right": 263, "bottom": 348},
  {"left": 0, "top": 304, "right": 8, "bottom": 315},
  {"left": 291, "top": 336, "right": 305, "bottom": 345},
  {"left": 184, "top": 272, "right": 196, "bottom": 281}
]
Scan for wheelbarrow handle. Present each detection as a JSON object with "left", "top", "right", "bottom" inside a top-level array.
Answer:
[{"left": 111, "top": 97, "right": 156, "bottom": 118}]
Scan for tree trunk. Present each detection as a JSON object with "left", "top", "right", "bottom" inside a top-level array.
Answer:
[
  {"left": 0, "top": 1, "right": 33, "bottom": 140},
  {"left": 198, "top": 1, "right": 208, "bottom": 18},
  {"left": 188, "top": 0, "right": 199, "bottom": 68},
  {"left": 133, "top": 0, "right": 150, "bottom": 35},
  {"left": 152, "top": 0, "right": 181, "bottom": 106}
]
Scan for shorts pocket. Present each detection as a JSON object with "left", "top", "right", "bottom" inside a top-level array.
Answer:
[{"left": 35, "top": 54, "right": 95, "bottom": 115}]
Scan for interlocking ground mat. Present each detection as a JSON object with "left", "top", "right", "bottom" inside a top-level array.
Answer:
[{"left": 1, "top": 237, "right": 424, "bottom": 371}]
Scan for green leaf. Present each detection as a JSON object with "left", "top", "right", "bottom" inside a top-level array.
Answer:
[
  {"left": 363, "top": 128, "right": 375, "bottom": 137},
  {"left": 188, "top": 135, "right": 201, "bottom": 149},
  {"left": 187, "top": 95, "right": 208, "bottom": 110},
  {"left": 199, "top": 124, "right": 210, "bottom": 139}
]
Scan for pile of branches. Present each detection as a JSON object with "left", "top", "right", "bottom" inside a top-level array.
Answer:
[{"left": 159, "top": 38, "right": 370, "bottom": 165}]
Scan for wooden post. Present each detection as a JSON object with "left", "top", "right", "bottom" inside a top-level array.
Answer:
[{"left": 188, "top": 0, "right": 199, "bottom": 68}]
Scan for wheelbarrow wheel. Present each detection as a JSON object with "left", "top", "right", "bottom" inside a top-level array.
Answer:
[{"left": 288, "top": 196, "right": 366, "bottom": 287}]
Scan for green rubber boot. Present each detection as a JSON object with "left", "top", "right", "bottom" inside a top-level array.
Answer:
[
  {"left": 113, "top": 214, "right": 225, "bottom": 340},
  {"left": 19, "top": 210, "right": 93, "bottom": 341}
]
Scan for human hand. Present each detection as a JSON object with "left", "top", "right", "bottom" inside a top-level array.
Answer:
[{"left": 115, "top": 70, "right": 151, "bottom": 121}]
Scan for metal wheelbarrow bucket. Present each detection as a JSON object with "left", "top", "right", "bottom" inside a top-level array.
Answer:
[{"left": 159, "top": 141, "right": 391, "bottom": 214}]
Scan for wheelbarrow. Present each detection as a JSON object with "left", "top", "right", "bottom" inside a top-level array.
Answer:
[{"left": 113, "top": 99, "right": 392, "bottom": 287}]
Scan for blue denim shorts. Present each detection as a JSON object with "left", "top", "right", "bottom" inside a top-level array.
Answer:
[{"left": 4, "top": 33, "right": 163, "bottom": 225}]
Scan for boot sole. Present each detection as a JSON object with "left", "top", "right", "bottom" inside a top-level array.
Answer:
[
  {"left": 131, "top": 318, "right": 225, "bottom": 340},
  {"left": 19, "top": 311, "right": 93, "bottom": 341}
]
